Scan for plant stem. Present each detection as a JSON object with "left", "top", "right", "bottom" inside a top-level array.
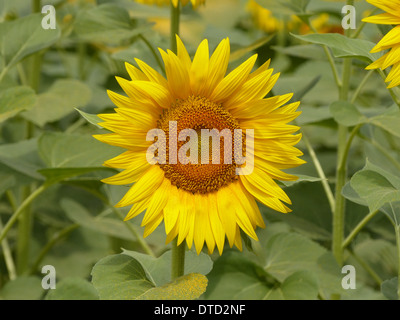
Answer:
[
  {"left": 348, "top": 250, "right": 382, "bottom": 286},
  {"left": 171, "top": 238, "right": 186, "bottom": 280},
  {"left": 170, "top": 1, "right": 180, "bottom": 54},
  {"left": 0, "top": 218, "right": 17, "bottom": 280},
  {"left": 16, "top": 186, "right": 34, "bottom": 275},
  {"left": 342, "top": 209, "right": 380, "bottom": 250},
  {"left": 0, "top": 184, "right": 47, "bottom": 244},
  {"left": 139, "top": 34, "right": 165, "bottom": 75},
  {"left": 29, "top": 224, "right": 79, "bottom": 274},
  {"left": 302, "top": 131, "right": 335, "bottom": 214},
  {"left": 351, "top": 70, "right": 373, "bottom": 104},
  {"left": 377, "top": 69, "right": 400, "bottom": 108},
  {"left": 111, "top": 207, "right": 156, "bottom": 257},
  {"left": 332, "top": 6, "right": 354, "bottom": 264}
]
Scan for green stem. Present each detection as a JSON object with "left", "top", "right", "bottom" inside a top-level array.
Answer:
[
  {"left": 171, "top": 238, "right": 185, "bottom": 280},
  {"left": 0, "top": 184, "right": 47, "bottom": 244},
  {"left": 348, "top": 250, "right": 382, "bottom": 286},
  {"left": 29, "top": 224, "right": 79, "bottom": 274},
  {"left": 342, "top": 209, "right": 380, "bottom": 250},
  {"left": 139, "top": 34, "right": 165, "bottom": 75},
  {"left": 302, "top": 131, "right": 335, "bottom": 214},
  {"left": 332, "top": 10, "right": 353, "bottom": 264},
  {"left": 16, "top": 186, "right": 34, "bottom": 275},
  {"left": 0, "top": 218, "right": 17, "bottom": 280},
  {"left": 170, "top": 1, "right": 180, "bottom": 54},
  {"left": 111, "top": 207, "right": 156, "bottom": 257},
  {"left": 351, "top": 70, "right": 373, "bottom": 104}
]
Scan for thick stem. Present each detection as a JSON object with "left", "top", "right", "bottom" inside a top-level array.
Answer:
[
  {"left": 332, "top": 36, "right": 353, "bottom": 266},
  {"left": 171, "top": 238, "right": 186, "bottom": 280}
]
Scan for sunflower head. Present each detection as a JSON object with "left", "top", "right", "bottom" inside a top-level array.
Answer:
[
  {"left": 363, "top": 0, "right": 400, "bottom": 88},
  {"left": 94, "top": 35, "right": 304, "bottom": 255}
]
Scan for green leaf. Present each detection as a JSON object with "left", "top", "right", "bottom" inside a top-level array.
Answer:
[
  {"left": 73, "top": 4, "right": 149, "bottom": 44},
  {"left": 91, "top": 254, "right": 155, "bottom": 300},
  {"left": 350, "top": 170, "right": 400, "bottom": 213},
  {"left": 280, "top": 174, "right": 323, "bottom": 187},
  {"left": 38, "top": 167, "right": 114, "bottom": 185},
  {"left": 0, "top": 86, "right": 37, "bottom": 123},
  {"left": 204, "top": 251, "right": 276, "bottom": 300},
  {"left": 381, "top": 277, "right": 398, "bottom": 300},
  {"left": 279, "top": 271, "right": 319, "bottom": 300},
  {"left": 75, "top": 108, "right": 103, "bottom": 128},
  {"left": 136, "top": 273, "right": 208, "bottom": 300},
  {"left": 0, "top": 138, "right": 44, "bottom": 181},
  {"left": 45, "top": 278, "right": 99, "bottom": 300},
  {"left": 272, "top": 45, "right": 326, "bottom": 61},
  {"left": 0, "top": 13, "right": 60, "bottom": 71},
  {"left": 22, "top": 79, "right": 92, "bottom": 127},
  {"left": 330, "top": 101, "right": 367, "bottom": 126},
  {"left": 123, "top": 249, "right": 213, "bottom": 286},
  {"left": 370, "top": 114, "right": 400, "bottom": 138},
  {"left": 61, "top": 199, "right": 140, "bottom": 241},
  {"left": 38, "top": 132, "right": 120, "bottom": 168},
  {"left": 292, "top": 33, "right": 380, "bottom": 63},
  {"left": 0, "top": 276, "right": 44, "bottom": 300},
  {"left": 262, "top": 233, "right": 343, "bottom": 299}
]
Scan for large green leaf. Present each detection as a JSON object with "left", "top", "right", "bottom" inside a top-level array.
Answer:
[
  {"left": 330, "top": 101, "right": 367, "bottom": 127},
  {"left": 351, "top": 170, "right": 400, "bottom": 214},
  {"left": 292, "top": 33, "right": 380, "bottom": 63},
  {"left": 91, "top": 253, "right": 207, "bottom": 300},
  {"left": 381, "top": 277, "right": 398, "bottom": 300},
  {"left": 136, "top": 273, "right": 208, "bottom": 300},
  {"left": 22, "top": 79, "right": 92, "bottom": 127},
  {"left": 123, "top": 249, "right": 213, "bottom": 287},
  {"left": 91, "top": 254, "right": 154, "bottom": 300},
  {"left": 38, "top": 132, "right": 120, "bottom": 169},
  {"left": 0, "top": 86, "right": 37, "bottom": 123},
  {"left": 61, "top": 199, "right": 140, "bottom": 241},
  {"left": 0, "top": 13, "right": 60, "bottom": 76},
  {"left": 44, "top": 278, "right": 99, "bottom": 300},
  {"left": 73, "top": 4, "right": 150, "bottom": 44},
  {"left": 0, "top": 276, "right": 44, "bottom": 300}
]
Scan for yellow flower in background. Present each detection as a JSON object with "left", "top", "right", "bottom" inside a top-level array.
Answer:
[
  {"left": 95, "top": 36, "right": 304, "bottom": 255},
  {"left": 363, "top": 0, "right": 400, "bottom": 88},
  {"left": 135, "top": 0, "right": 205, "bottom": 8},
  {"left": 247, "top": 0, "right": 284, "bottom": 33}
]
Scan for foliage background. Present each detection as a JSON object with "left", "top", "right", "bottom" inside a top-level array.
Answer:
[{"left": 0, "top": 0, "right": 399, "bottom": 300}]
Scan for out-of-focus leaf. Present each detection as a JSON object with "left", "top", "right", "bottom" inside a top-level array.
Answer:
[
  {"left": 0, "top": 276, "right": 44, "bottom": 300},
  {"left": 73, "top": 4, "right": 150, "bottom": 44},
  {"left": 22, "top": 79, "right": 92, "bottom": 127},
  {"left": 44, "top": 278, "right": 99, "bottom": 300},
  {"left": 123, "top": 249, "right": 213, "bottom": 287},
  {"left": 0, "top": 13, "right": 60, "bottom": 72},
  {"left": 330, "top": 101, "right": 367, "bottom": 126},
  {"left": 229, "top": 34, "right": 275, "bottom": 62},
  {"left": 0, "top": 86, "right": 36, "bottom": 123},
  {"left": 381, "top": 277, "right": 398, "bottom": 300},
  {"left": 292, "top": 33, "right": 380, "bottom": 63}
]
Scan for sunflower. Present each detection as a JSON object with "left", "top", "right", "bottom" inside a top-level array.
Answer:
[
  {"left": 94, "top": 36, "right": 304, "bottom": 254},
  {"left": 135, "top": 0, "right": 205, "bottom": 8},
  {"left": 363, "top": 0, "right": 400, "bottom": 88}
]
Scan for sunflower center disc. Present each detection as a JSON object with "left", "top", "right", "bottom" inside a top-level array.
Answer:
[{"left": 157, "top": 95, "right": 242, "bottom": 194}]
